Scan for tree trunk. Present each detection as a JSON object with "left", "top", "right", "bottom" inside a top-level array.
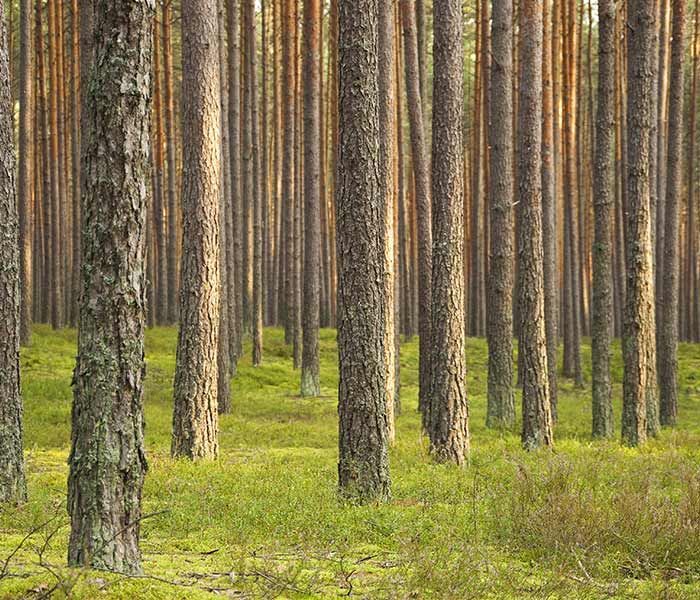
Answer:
[
  {"left": 0, "top": 0, "right": 26, "bottom": 504},
  {"left": 337, "top": 0, "right": 390, "bottom": 503},
  {"left": 486, "top": 0, "right": 515, "bottom": 429},
  {"left": 659, "top": 0, "right": 685, "bottom": 427},
  {"left": 429, "top": 0, "right": 468, "bottom": 464},
  {"left": 541, "top": 0, "right": 558, "bottom": 417},
  {"left": 67, "top": 0, "right": 152, "bottom": 572},
  {"left": 592, "top": 0, "right": 615, "bottom": 439},
  {"left": 301, "top": 0, "right": 321, "bottom": 395},
  {"left": 622, "top": 0, "right": 657, "bottom": 447},
  {"left": 18, "top": 0, "right": 33, "bottom": 345},
  {"left": 282, "top": 0, "right": 295, "bottom": 346},
  {"left": 172, "top": 0, "right": 221, "bottom": 460},
  {"left": 518, "top": 0, "right": 553, "bottom": 451},
  {"left": 400, "top": 0, "right": 432, "bottom": 429}
]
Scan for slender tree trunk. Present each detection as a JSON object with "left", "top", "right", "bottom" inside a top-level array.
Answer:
[
  {"left": 400, "top": 0, "right": 432, "bottom": 429},
  {"left": 429, "top": 0, "right": 468, "bottom": 464},
  {"left": 486, "top": 0, "right": 515, "bottom": 429},
  {"left": 18, "top": 0, "right": 33, "bottom": 345},
  {"left": 301, "top": 0, "right": 321, "bottom": 395},
  {"left": 659, "top": 0, "right": 685, "bottom": 427},
  {"left": 163, "top": 1, "right": 179, "bottom": 324},
  {"left": 518, "top": 0, "right": 553, "bottom": 451},
  {"left": 592, "top": 0, "right": 615, "bottom": 439},
  {"left": 622, "top": 0, "right": 657, "bottom": 447},
  {"left": 0, "top": 0, "right": 26, "bottom": 504},
  {"left": 227, "top": 0, "right": 243, "bottom": 362},
  {"left": 337, "top": 0, "right": 390, "bottom": 504},
  {"left": 217, "top": 0, "right": 231, "bottom": 412},
  {"left": 377, "top": 0, "right": 396, "bottom": 438},
  {"left": 172, "top": 0, "right": 221, "bottom": 460},
  {"left": 67, "top": 0, "right": 153, "bottom": 572},
  {"left": 282, "top": 0, "right": 295, "bottom": 345},
  {"left": 541, "top": 0, "right": 558, "bottom": 417}
]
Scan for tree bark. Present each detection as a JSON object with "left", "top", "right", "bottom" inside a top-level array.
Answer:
[
  {"left": 518, "top": 0, "right": 553, "bottom": 451},
  {"left": 486, "top": 0, "right": 515, "bottom": 429},
  {"left": 18, "top": 0, "right": 33, "bottom": 345},
  {"left": 622, "top": 0, "right": 657, "bottom": 447},
  {"left": 172, "top": 0, "right": 221, "bottom": 460},
  {"left": 429, "top": 0, "right": 468, "bottom": 464},
  {"left": 400, "top": 0, "right": 432, "bottom": 429},
  {"left": 67, "top": 0, "right": 153, "bottom": 572},
  {"left": 301, "top": 0, "right": 321, "bottom": 395},
  {"left": 592, "top": 0, "right": 615, "bottom": 439},
  {"left": 0, "top": 0, "right": 26, "bottom": 504},
  {"left": 337, "top": 0, "right": 390, "bottom": 503},
  {"left": 659, "top": 0, "right": 685, "bottom": 427}
]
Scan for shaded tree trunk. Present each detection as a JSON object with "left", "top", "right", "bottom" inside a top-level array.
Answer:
[
  {"left": 301, "top": 0, "right": 321, "bottom": 395},
  {"left": 622, "top": 0, "right": 657, "bottom": 447},
  {"left": 486, "top": 0, "right": 515, "bottom": 429},
  {"left": 67, "top": 0, "right": 153, "bottom": 572},
  {"left": 18, "top": 0, "right": 33, "bottom": 345},
  {"left": 0, "top": 0, "right": 26, "bottom": 504},
  {"left": 592, "top": 0, "right": 615, "bottom": 439},
  {"left": 172, "top": 0, "right": 221, "bottom": 460},
  {"left": 518, "top": 0, "right": 553, "bottom": 451},
  {"left": 658, "top": 0, "right": 685, "bottom": 426},
  {"left": 400, "top": 0, "right": 432, "bottom": 429},
  {"left": 429, "top": 0, "right": 468, "bottom": 464},
  {"left": 337, "top": 0, "right": 390, "bottom": 503}
]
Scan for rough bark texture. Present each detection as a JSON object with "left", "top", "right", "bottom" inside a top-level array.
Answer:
[
  {"left": 517, "top": 0, "right": 553, "bottom": 451},
  {"left": 337, "top": 0, "right": 391, "bottom": 503},
  {"left": 217, "top": 0, "right": 231, "bottom": 412},
  {"left": 301, "top": 0, "right": 321, "bottom": 396},
  {"left": 67, "top": 0, "right": 153, "bottom": 573},
  {"left": 541, "top": 0, "right": 558, "bottom": 417},
  {"left": 400, "top": 0, "right": 432, "bottom": 429},
  {"left": 592, "top": 0, "right": 615, "bottom": 439},
  {"left": 0, "top": 0, "right": 26, "bottom": 504},
  {"left": 377, "top": 0, "right": 396, "bottom": 438},
  {"left": 172, "top": 0, "right": 221, "bottom": 460},
  {"left": 622, "top": 0, "right": 657, "bottom": 447},
  {"left": 659, "top": 0, "right": 685, "bottom": 427},
  {"left": 18, "top": 0, "right": 32, "bottom": 345},
  {"left": 429, "top": 0, "right": 468, "bottom": 464},
  {"left": 486, "top": 0, "right": 515, "bottom": 429},
  {"left": 227, "top": 0, "right": 243, "bottom": 362}
]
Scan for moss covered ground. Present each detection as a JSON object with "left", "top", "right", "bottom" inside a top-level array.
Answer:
[{"left": 1, "top": 325, "right": 700, "bottom": 598}]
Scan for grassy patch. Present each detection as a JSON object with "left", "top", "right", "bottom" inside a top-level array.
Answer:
[{"left": 1, "top": 325, "right": 700, "bottom": 598}]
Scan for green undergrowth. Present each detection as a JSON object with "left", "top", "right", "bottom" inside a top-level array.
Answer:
[{"left": 2, "top": 325, "right": 700, "bottom": 598}]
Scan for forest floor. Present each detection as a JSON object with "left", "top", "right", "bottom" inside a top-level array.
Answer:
[{"left": 1, "top": 326, "right": 700, "bottom": 599}]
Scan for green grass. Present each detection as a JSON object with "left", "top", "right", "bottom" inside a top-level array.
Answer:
[{"left": 2, "top": 325, "right": 700, "bottom": 598}]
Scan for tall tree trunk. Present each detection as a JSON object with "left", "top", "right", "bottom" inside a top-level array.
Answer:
[
  {"left": 400, "top": 0, "right": 432, "bottom": 429},
  {"left": 172, "top": 0, "right": 221, "bottom": 460},
  {"left": 217, "top": 0, "right": 231, "bottom": 412},
  {"left": 518, "top": 0, "right": 553, "bottom": 451},
  {"left": 541, "top": 0, "right": 558, "bottom": 417},
  {"left": 622, "top": 0, "right": 658, "bottom": 447},
  {"left": 337, "top": 0, "right": 390, "bottom": 504},
  {"left": 377, "top": 0, "right": 396, "bottom": 438},
  {"left": 163, "top": 0, "right": 180, "bottom": 324},
  {"left": 429, "top": 0, "right": 468, "bottom": 464},
  {"left": 67, "top": 0, "right": 153, "bottom": 572},
  {"left": 659, "top": 0, "right": 685, "bottom": 426},
  {"left": 18, "top": 0, "right": 33, "bottom": 345},
  {"left": 227, "top": 0, "right": 243, "bottom": 362},
  {"left": 301, "top": 0, "right": 321, "bottom": 395},
  {"left": 486, "top": 0, "right": 515, "bottom": 429},
  {"left": 282, "top": 0, "right": 295, "bottom": 346},
  {"left": 592, "top": 0, "right": 615, "bottom": 439},
  {"left": 0, "top": 0, "right": 26, "bottom": 504}
]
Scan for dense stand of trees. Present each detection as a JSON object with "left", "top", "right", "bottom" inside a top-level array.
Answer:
[{"left": 0, "top": 0, "right": 698, "bottom": 570}]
